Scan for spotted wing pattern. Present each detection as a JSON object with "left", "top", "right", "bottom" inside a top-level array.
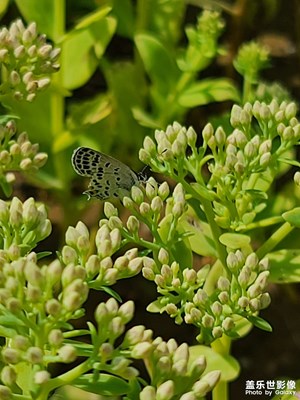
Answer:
[{"left": 71, "top": 147, "right": 140, "bottom": 200}]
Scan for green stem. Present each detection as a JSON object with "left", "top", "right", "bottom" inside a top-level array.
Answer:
[
  {"left": 256, "top": 221, "right": 294, "bottom": 259},
  {"left": 211, "top": 335, "right": 231, "bottom": 400},
  {"left": 36, "top": 359, "right": 91, "bottom": 400}
]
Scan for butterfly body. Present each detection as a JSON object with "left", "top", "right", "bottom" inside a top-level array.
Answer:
[{"left": 72, "top": 147, "right": 145, "bottom": 200}]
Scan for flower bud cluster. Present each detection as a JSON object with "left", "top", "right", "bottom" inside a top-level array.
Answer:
[
  {"left": 142, "top": 250, "right": 270, "bottom": 343},
  {"left": 0, "top": 197, "right": 51, "bottom": 256},
  {"left": 0, "top": 19, "right": 60, "bottom": 101},
  {"left": 62, "top": 220, "right": 143, "bottom": 286},
  {"left": 179, "top": 10, "right": 224, "bottom": 73},
  {"left": 204, "top": 100, "right": 300, "bottom": 229},
  {"left": 139, "top": 122, "right": 198, "bottom": 177},
  {"left": 0, "top": 255, "right": 83, "bottom": 377},
  {"left": 133, "top": 335, "right": 220, "bottom": 399},
  {"left": 0, "top": 121, "right": 48, "bottom": 189}
]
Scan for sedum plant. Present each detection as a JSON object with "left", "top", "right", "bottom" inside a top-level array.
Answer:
[{"left": 0, "top": 9, "right": 299, "bottom": 400}]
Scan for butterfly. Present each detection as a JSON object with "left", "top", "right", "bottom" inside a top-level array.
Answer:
[{"left": 71, "top": 147, "right": 147, "bottom": 200}]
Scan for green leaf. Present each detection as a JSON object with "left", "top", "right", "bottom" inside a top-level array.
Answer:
[
  {"left": 15, "top": 0, "right": 56, "bottom": 40},
  {"left": 282, "top": 208, "right": 300, "bottom": 228},
  {"left": 178, "top": 78, "right": 240, "bottom": 107},
  {"left": 268, "top": 249, "right": 300, "bottom": 283},
  {"left": 147, "top": 299, "right": 164, "bottom": 313},
  {"left": 189, "top": 345, "right": 240, "bottom": 382},
  {"left": 132, "top": 107, "right": 161, "bottom": 129},
  {"left": 0, "top": 0, "right": 9, "bottom": 18},
  {"left": 247, "top": 315, "right": 272, "bottom": 332},
  {"left": 219, "top": 233, "right": 251, "bottom": 249},
  {"left": 36, "top": 251, "right": 52, "bottom": 260},
  {"left": 178, "top": 206, "right": 217, "bottom": 257},
  {"left": 73, "top": 374, "right": 130, "bottom": 396},
  {"left": 61, "top": 13, "right": 117, "bottom": 89},
  {"left": 135, "top": 33, "right": 180, "bottom": 94}
]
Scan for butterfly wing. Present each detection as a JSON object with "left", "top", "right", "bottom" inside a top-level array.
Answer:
[{"left": 72, "top": 147, "right": 139, "bottom": 200}]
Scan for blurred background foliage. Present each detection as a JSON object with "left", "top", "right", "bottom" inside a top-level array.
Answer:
[{"left": 0, "top": 1, "right": 299, "bottom": 398}]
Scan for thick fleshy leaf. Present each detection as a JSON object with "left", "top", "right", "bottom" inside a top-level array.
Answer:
[
  {"left": 219, "top": 233, "right": 251, "bottom": 250},
  {"left": 178, "top": 78, "right": 240, "bottom": 107},
  {"left": 73, "top": 374, "right": 130, "bottom": 396},
  {"left": 189, "top": 345, "right": 240, "bottom": 382},
  {"left": 15, "top": 0, "right": 56, "bottom": 39},
  {"left": 135, "top": 33, "right": 180, "bottom": 93},
  {"left": 61, "top": 12, "right": 116, "bottom": 89},
  {"left": 177, "top": 206, "right": 217, "bottom": 257},
  {"left": 282, "top": 208, "right": 300, "bottom": 228},
  {"left": 247, "top": 315, "right": 272, "bottom": 332},
  {"left": 268, "top": 249, "right": 300, "bottom": 283}
]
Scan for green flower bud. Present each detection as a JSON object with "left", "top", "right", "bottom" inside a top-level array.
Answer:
[
  {"left": 238, "top": 265, "right": 252, "bottom": 286},
  {"left": 157, "top": 356, "right": 171, "bottom": 374},
  {"left": 285, "top": 102, "right": 297, "bottom": 119},
  {"left": 108, "top": 216, "right": 123, "bottom": 230},
  {"left": 86, "top": 255, "right": 100, "bottom": 277},
  {"left": 0, "top": 385, "right": 12, "bottom": 400},
  {"left": 143, "top": 136, "right": 156, "bottom": 154},
  {"left": 123, "top": 325, "right": 146, "bottom": 346},
  {"left": 131, "top": 342, "right": 153, "bottom": 359},
  {"left": 186, "top": 127, "right": 197, "bottom": 147},
  {"left": 62, "top": 245, "right": 77, "bottom": 264},
  {"left": 102, "top": 268, "right": 118, "bottom": 285},
  {"left": 249, "top": 298, "right": 260, "bottom": 312},
  {"left": 151, "top": 196, "right": 163, "bottom": 213},
  {"left": 215, "top": 127, "right": 226, "bottom": 146},
  {"left": 275, "top": 110, "right": 285, "bottom": 122},
  {"left": 158, "top": 182, "right": 170, "bottom": 200},
  {"left": 211, "top": 301, "right": 222, "bottom": 316},
  {"left": 226, "top": 252, "right": 239, "bottom": 271},
  {"left": 46, "top": 260, "right": 62, "bottom": 284},
  {"left": 45, "top": 299, "right": 61, "bottom": 316},
  {"left": 193, "top": 371, "right": 221, "bottom": 396},
  {"left": 9, "top": 197, "right": 23, "bottom": 227},
  {"left": 1, "top": 366, "right": 16, "bottom": 386},
  {"left": 158, "top": 248, "right": 169, "bottom": 265},
  {"left": 140, "top": 386, "right": 156, "bottom": 400},
  {"left": 202, "top": 123, "right": 214, "bottom": 143},
  {"left": 156, "top": 380, "right": 174, "bottom": 400},
  {"left": 294, "top": 171, "right": 300, "bottom": 185},
  {"left": 282, "top": 126, "right": 294, "bottom": 141},
  {"left": 2, "top": 348, "right": 20, "bottom": 364},
  {"left": 183, "top": 268, "right": 197, "bottom": 284},
  {"left": 6, "top": 298, "right": 22, "bottom": 313},
  {"left": 58, "top": 345, "right": 77, "bottom": 363},
  {"left": 142, "top": 267, "right": 155, "bottom": 280},
  {"left": 269, "top": 99, "right": 279, "bottom": 115},
  {"left": 202, "top": 314, "right": 214, "bottom": 328},
  {"left": 166, "top": 303, "right": 178, "bottom": 315},
  {"left": 10, "top": 70, "right": 21, "bottom": 85},
  {"left": 34, "top": 371, "right": 51, "bottom": 384},
  {"left": 99, "top": 342, "right": 114, "bottom": 360},
  {"left": 217, "top": 276, "right": 230, "bottom": 291},
  {"left": 212, "top": 326, "right": 223, "bottom": 339},
  {"left": 48, "top": 329, "right": 63, "bottom": 346},
  {"left": 128, "top": 257, "right": 143, "bottom": 274},
  {"left": 26, "top": 347, "right": 43, "bottom": 363},
  {"left": 245, "top": 253, "right": 259, "bottom": 269},
  {"left": 127, "top": 215, "right": 140, "bottom": 233},
  {"left": 194, "top": 289, "right": 208, "bottom": 306},
  {"left": 139, "top": 148, "right": 151, "bottom": 164},
  {"left": 218, "top": 291, "right": 229, "bottom": 304},
  {"left": 33, "top": 152, "right": 48, "bottom": 167},
  {"left": 109, "top": 316, "right": 125, "bottom": 337},
  {"left": 222, "top": 317, "right": 234, "bottom": 331},
  {"left": 118, "top": 300, "right": 134, "bottom": 323},
  {"left": 139, "top": 202, "right": 151, "bottom": 216},
  {"left": 131, "top": 186, "right": 144, "bottom": 204},
  {"left": 179, "top": 392, "right": 196, "bottom": 400},
  {"left": 238, "top": 296, "right": 249, "bottom": 308},
  {"left": 259, "top": 292, "right": 271, "bottom": 309}
]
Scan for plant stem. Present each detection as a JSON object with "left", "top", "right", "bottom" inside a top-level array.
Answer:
[
  {"left": 211, "top": 335, "right": 231, "bottom": 400},
  {"left": 256, "top": 221, "right": 294, "bottom": 259}
]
